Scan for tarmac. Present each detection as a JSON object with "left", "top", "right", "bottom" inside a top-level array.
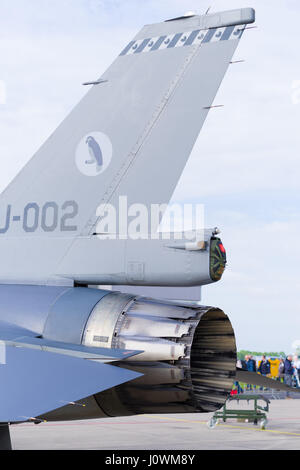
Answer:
[{"left": 9, "top": 397, "right": 300, "bottom": 450}]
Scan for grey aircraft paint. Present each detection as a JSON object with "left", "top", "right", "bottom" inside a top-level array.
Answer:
[
  {"left": 0, "top": 346, "right": 141, "bottom": 423},
  {"left": 0, "top": 8, "right": 255, "bottom": 286}
]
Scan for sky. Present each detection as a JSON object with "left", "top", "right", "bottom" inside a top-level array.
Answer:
[{"left": 0, "top": 0, "right": 299, "bottom": 353}]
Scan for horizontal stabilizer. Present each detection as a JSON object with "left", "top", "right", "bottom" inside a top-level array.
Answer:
[
  {"left": 236, "top": 368, "right": 300, "bottom": 394},
  {"left": 0, "top": 320, "right": 142, "bottom": 361},
  {"left": 0, "top": 345, "right": 142, "bottom": 423}
]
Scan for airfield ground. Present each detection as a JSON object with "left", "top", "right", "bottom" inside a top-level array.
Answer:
[{"left": 10, "top": 399, "right": 300, "bottom": 450}]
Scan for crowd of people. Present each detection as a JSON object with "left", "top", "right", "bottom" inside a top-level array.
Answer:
[{"left": 235, "top": 354, "right": 300, "bottom": 392}]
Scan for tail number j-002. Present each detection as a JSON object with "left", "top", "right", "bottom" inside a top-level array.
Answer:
[{"left": 0, "top": 201, "right": 79, "bottom": 234}]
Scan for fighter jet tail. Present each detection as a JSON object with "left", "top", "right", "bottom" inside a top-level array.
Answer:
[
  {"left": 0, "top": 8, "right": 255, "bottom": 237},
  {"left": 0, "top": 8, "right": 255, "bottom": 284}
]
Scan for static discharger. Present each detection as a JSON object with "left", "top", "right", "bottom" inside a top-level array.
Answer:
[
  {"left": 59, "top": 401, "right": 86, "bottom": 407},
  {"left": 203, "top": 104, "right": 224, "bottom": 109},
  {"left": 230, "top": 60, "right": 245, "bottom": 64},
  {"left": 20, "top": 417, "right": 47, "bottom": 424},
  {"left": 82, "top": 79, "right": 108, "bottom": 86}
]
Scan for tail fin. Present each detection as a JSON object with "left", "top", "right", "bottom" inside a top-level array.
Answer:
[
  {"left": 0, "top": 8, "right": 254, "bottom": 283},
  {"left": 1, "top": 8, "right": 255, "bottom": 238}
]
